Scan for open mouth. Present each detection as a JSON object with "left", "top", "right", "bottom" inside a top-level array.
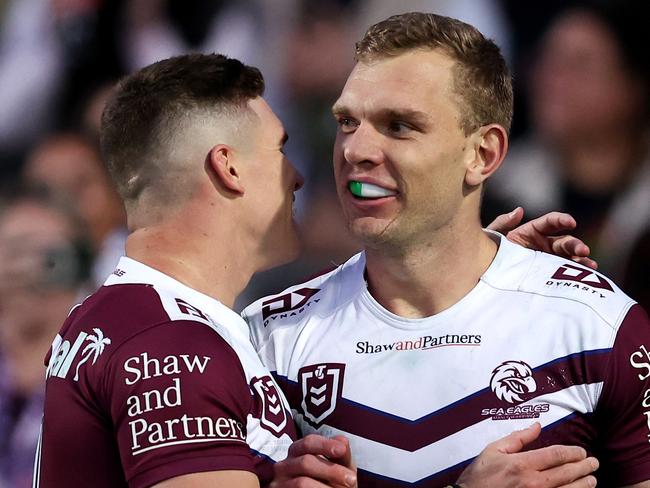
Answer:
[{"left": 348, "top": 181, "right": 397, "bottom": 200}]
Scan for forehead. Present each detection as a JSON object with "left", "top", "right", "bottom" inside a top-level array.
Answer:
[
  {"left": 544, "top": 12, "right": 620, "bottom": 64},
  {"left": 0, "top": 203, "right": 73, "bottom": 244},
  {"left": 335, "top": 49, "right": 459, "bottom": 116},
  {"left": 247, "top": 97, "right": 285, "bottom": 141}
]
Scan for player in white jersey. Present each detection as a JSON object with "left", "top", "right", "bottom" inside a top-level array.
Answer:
[
  {"left": 36, "top": 52, "right": 593, "bottom": 488},
  {"left": 243, "top": 12, "right": 650, "bottom": 488}
]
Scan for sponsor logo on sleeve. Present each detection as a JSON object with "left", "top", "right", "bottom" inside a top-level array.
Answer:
[
  {"left": 545, "top": 264, "right": 613, "bottom": 297},
  {"left": 47, "top": 328, "right": 111, "bottom": 381},
  {"left": 262, "top": 288, "right": 321, "bottom": 326},
  {"left": 122, "top": 352, "right": 246, "bottom": 456},
  {"left": 629, "top": 344, "right": 650, "bottom": 442},
  {"left": 298, "top": 363, "right": 345, "bottom": 428},
  {"left": 251, "top": 376, "right": 290, "bottom": 436},
  {"left": 481, "top": 360, "right": 550, "bottom": 421}
]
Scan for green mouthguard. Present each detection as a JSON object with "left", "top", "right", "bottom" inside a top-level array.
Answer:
[{"left": 349, "top": 181, "right": 363, "bottom": 197}]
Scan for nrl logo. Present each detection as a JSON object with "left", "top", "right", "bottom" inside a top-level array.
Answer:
[
  {"left": 251, "top": 376, "right": 288, "bottom": 436},
  {"left": 490, "top": 360, "right": 537, "bottom": 404},
  {"left": 299, "top": 363, "right": 345, "bottom": 428}
]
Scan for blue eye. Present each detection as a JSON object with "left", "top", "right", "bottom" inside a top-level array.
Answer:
[{"left": 337, "top": 117, "right": 358, "bottom": 132}]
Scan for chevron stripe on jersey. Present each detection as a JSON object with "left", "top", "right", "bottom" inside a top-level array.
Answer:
[{"left": 243, "top": 231, "right": 650, "bottom": 486}]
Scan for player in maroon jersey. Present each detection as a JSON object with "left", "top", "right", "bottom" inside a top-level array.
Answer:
[{"left": 35, "top": 52, "right": 599, "bottom": 488}]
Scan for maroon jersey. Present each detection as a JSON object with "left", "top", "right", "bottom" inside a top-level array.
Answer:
[{"left": 34, "top": 257, "right": 296, "bottom": 487}]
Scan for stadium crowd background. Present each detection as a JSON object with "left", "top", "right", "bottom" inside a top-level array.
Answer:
[{"left": 0, "top": 0, "right": 648, "bottom": 486}]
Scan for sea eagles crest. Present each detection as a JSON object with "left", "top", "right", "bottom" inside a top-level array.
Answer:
[{"left": 299, "top": 363, "right": 345, "bottom": 427}]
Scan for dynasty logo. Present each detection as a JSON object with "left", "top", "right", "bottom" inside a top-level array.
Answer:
[
  {"left": 261, "top": 288, "right": 321, "bottom": 326},
  {"left": 482, "top": 360, "right": 550, "bottom": 420},
  {"left": 545, "top": 263, "right": 613, "bottom": 298}
]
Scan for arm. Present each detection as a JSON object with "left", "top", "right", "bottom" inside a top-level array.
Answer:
[
  {"left": 108, "top": 321, "right": 259, "bottom": 487},
  {"left": 153, "top": 470, "right": 259, "bottom": 488},
  {"left": 456, "top": 423, "right": 598, "bottom": 488},
  {"left": 593, "top": 305, "right": 650, "bottom": 486},
  {"left": 487, "top": 207, "right": 597, "bottom": 269}
]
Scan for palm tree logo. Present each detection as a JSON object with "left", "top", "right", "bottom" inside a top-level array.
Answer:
[{"left": 74, "top": 328, "right": 112, "bottom": 381}]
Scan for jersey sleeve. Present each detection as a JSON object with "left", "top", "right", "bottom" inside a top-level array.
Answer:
[
  {"left": 595, "top": 304, "right": 650, "bottom": 485},
  {"left": 100, "top": 319, "right": 256, "bottom": 488}
]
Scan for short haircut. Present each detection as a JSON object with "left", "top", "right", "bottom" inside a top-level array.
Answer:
[
  {"left": 355, "top": 12, "right": 513, "bottom": 135},
  {"left": 100, "top": 53, "right": 265, "bottom": 209}
]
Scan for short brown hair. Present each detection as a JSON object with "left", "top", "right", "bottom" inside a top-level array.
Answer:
[
  {"left": 355, "top": 12, "right": 513, "bottom": 134},
  {"left": 100, "top": 53, "right": 264, "bottom": 207}
]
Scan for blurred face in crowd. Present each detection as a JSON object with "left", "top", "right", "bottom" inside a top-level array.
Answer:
[
  {"left": 530, "top": 10, "right": 646, "bottom": 143},
  {"left": 332, "top": 49, "right": 480, "bottom": 252},
  {"left": 0, "top": 201, "right": 80, "bottom": 383},
  {"left": 23, "top": 135, "right": 125, "bottom": 248}
]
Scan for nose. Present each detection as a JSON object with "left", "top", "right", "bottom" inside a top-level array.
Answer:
[
  {"left": 341, "top": 123, "right": 383, "bottom": 166},
  {"left": 292, "top": 164, "right": 305, "bottom": 191}
]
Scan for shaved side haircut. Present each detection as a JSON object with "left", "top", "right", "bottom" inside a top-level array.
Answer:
[{"left": 100, "top": 54, "right": 265, "bottom": 219}]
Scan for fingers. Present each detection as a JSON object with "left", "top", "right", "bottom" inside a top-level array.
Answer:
[
  {"left": 487, "top": 207, "right": 524, "bottom": 232},
  {"left": 273, "top": 454, "right": 357, "bottom": 487},
  {"left": 540, "top": 456, "right": 599, "bottom": 487},
  {"left": 487, "top": 422, "right": 542, "bottom": 454},
  {"left": 518, "top": 444, "right": 589, "bottom": 471},
  {"left": 330, "top": 435, "right": 354, "bottom": 468},
  {"left": 571, "top": 256, "right": 598, "bottom": 270},
  {"left": 551, "top": 236, "right": 590, "bottom": 258},
  {"left": 276, "top": 435, "right": 357, "bottom": 488},
  {"left": 288, "top": 434, "right": 347, "bottom": 459},
  {"left": 530, "top": 212, "right": 577, "bottom": 235},
  {"left": 558, "top": 474, "right": 598, "bottom": 488},
  {"left": 269, "top": 476, "right": 331, "bottom": 488},
  {"left": 550, "top": 236, "right": 598, "bottom": 269}
]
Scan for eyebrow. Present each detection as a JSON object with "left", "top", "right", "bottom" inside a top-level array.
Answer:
[
  {"left": 280, "top": 132, "right": 288, "bottom": 146},
  {"left": 331, "top": 105, "right": 431, "bottom": 126}
]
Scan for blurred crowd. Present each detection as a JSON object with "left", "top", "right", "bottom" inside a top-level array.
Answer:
[{"left": 0, "top": 0, "right": 648, "bottom": 486}]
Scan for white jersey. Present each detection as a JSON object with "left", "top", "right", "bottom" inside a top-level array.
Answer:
[{"left": 243, "top": 233, "right": 650, "bottom": 486}]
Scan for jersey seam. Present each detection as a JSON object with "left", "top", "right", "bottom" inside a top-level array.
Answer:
[{"left": 480, "top": 280, "right": 628, "bottom": 333}]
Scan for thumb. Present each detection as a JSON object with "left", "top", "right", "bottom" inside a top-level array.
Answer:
[
  {"left": 486, "top": 207, "right": 524, "bottom": 232},
  {"left": 489, "top": 422, "right": 541, "bottom": 454}
]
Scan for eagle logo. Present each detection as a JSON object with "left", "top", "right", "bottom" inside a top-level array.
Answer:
[{"left": 490, "top": 360, "right": 537, "bottom": 404}]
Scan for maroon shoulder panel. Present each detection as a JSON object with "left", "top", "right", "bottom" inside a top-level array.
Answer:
[
  {"left": 39, "top": 284, "right": 258, "bottom": 488},
  {"left": 595, "top": 304, "right": 650, "bottom": 485}
]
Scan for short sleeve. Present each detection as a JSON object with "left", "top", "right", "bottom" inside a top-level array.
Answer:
[
  {"left": 100, "top": 319, "right": 256, "bottom": 488},
  {"left": 595, "top": 304, "right": 650, "bottom": 485}
]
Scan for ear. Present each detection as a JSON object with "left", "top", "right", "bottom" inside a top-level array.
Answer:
[
  {"left": 207, "top": 145, "right": 244, "bottom": 195},
  {"left": 464, "top": 124, "right": 508, "bottom": 187}
]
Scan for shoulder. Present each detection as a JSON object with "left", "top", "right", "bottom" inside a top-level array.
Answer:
[
  {"left": 242, "top": 253, "right": 365, "bottom": 340},
  {"left": 486, "top": 240, "right": 636, "bottom": 330},
  {"left": 48, "top": 283, "right": 243, "bottom": 384}
]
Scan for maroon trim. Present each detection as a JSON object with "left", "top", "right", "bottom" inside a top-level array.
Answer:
[{"left": 274, "top": 349, "right": 609, "bottom": 452}]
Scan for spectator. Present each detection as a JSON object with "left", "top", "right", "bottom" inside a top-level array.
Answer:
[
  {"left": 22, "top": 133, "right": 127, "bottom": 290},
  {"left": 0, "top": 189, "right": 92, "bottom": 487},
  {"left": 488, "top": 0, "right": 650, "bottom": 283}
]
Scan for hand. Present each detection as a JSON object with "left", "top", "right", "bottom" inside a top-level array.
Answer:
[
  {"left": 456, "top": 423, "right": 599, "bottom": 488},
  {"left": 488, "top": 207, "right": 597, "bottom": 269},
  {"left": 271, "top": 434, "right": 357, "bottom": 488}
]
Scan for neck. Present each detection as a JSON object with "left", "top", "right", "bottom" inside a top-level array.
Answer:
[
  {"left": 559, "top": 130, "right": 646, "bottom": 193},
  {"left": 125, "top": 209, "right": 257, "bottom": 309},
  {"left": 364, "top": 222, "right": 497, "bottom": 318}
]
